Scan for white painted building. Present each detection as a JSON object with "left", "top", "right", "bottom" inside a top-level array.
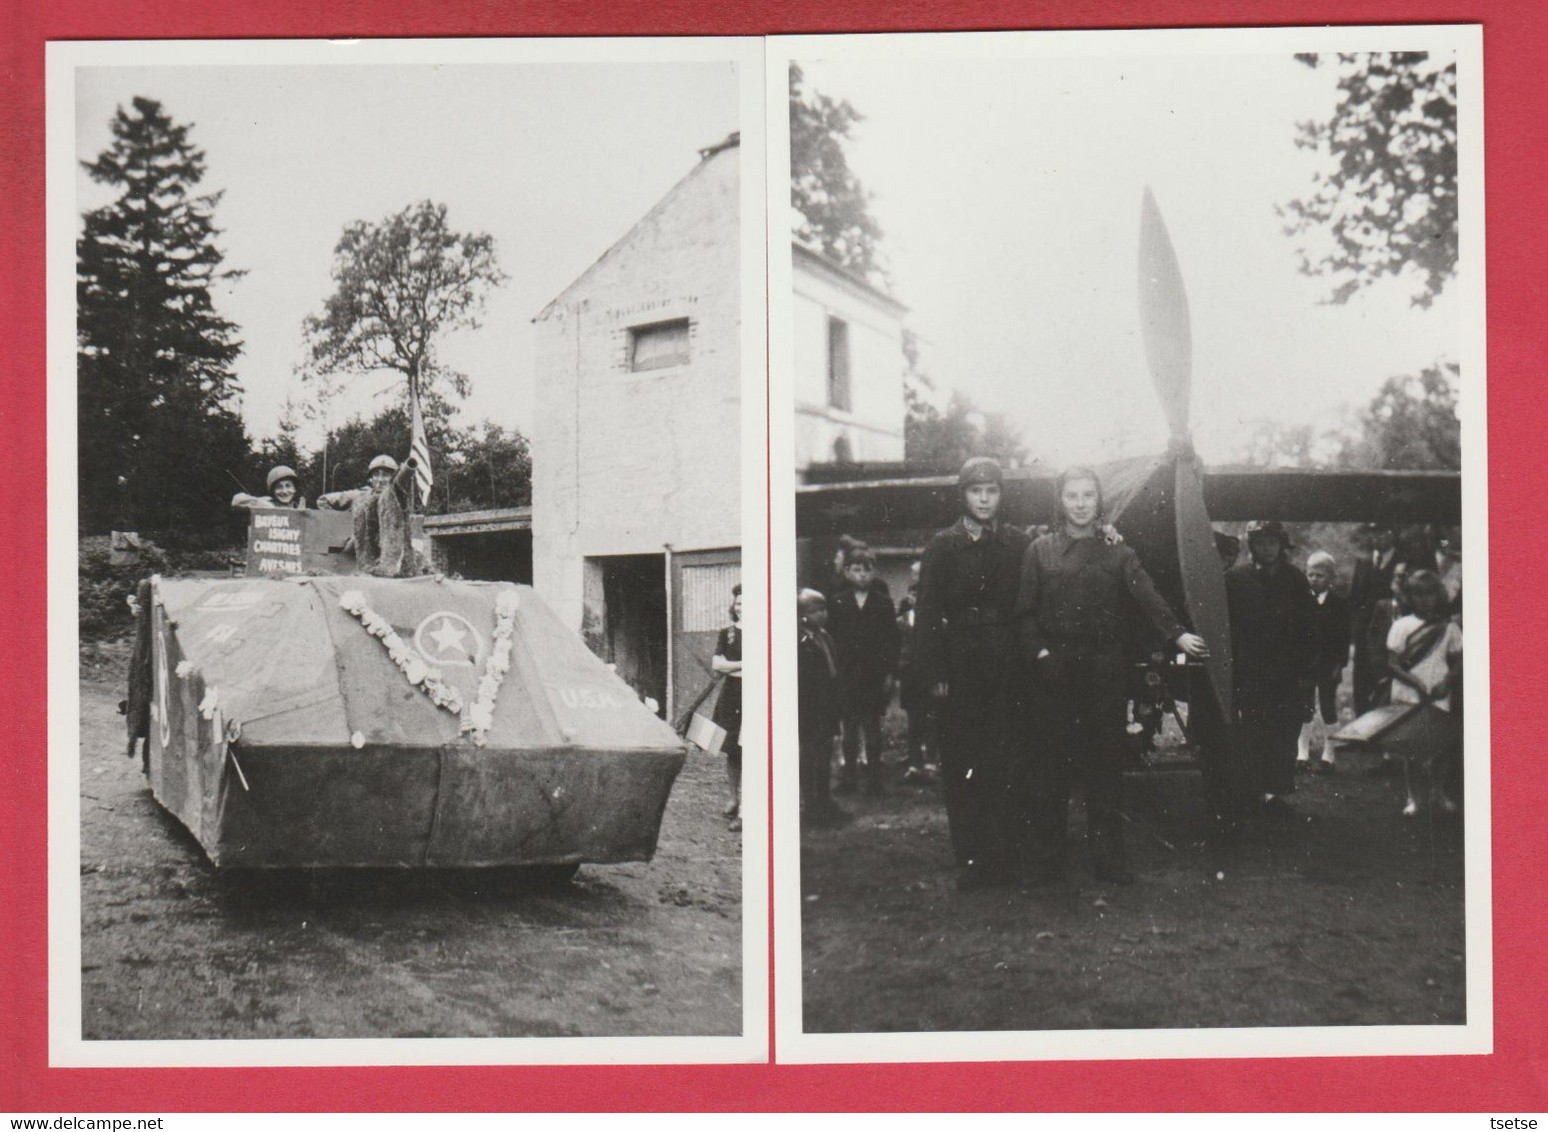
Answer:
[
  {"left": 792, "top": 242, "right": 908, "bottom": 471},
  {"left": 531, "top": 135, "right": 742, "bottom": 717}
]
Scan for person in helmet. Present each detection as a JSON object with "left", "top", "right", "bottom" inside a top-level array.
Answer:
[
  {"left": 231, "top": 465, "right": 307, "bottom": 511},
  {"left": 1016, "top": 466, "right": 1209, "bottom": 887},
  {"left": 914, "top": 456, "right": 1034, "bottom": 889},
  {"left": 1225, "top": 520, "right": 1318, "bottom": 817},
  {"left": 317, "top": 453, "right": 422, "bottom": 576}
]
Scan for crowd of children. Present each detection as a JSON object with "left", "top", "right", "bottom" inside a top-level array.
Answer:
[{"left": 797, "top": 488, "right": 1466, "bottom": 871}]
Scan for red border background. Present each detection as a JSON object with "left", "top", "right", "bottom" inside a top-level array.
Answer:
[{"left": 4, "top": 0, "right": 1544, "bottom": 1113}]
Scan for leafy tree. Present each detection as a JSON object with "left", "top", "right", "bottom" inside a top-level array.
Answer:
[
  {"left": 905, "top": 388, "right": 1030, "bottom": 472},
  {"left": 1339, "top": 360, "right": 1461, "bottom": 471},
  {"left": 1280, "top": 52, "right": 1458, "bottom": 308},
  {"left": 293, "top": 402, "right": 531, "bottom": 513},
  {"left": 790, "top": 63, "right": 886, "bottom": 283},
  {"left": 302, "top": 200, "right": 507, "bottom": 403},
  {"left": 1237, "top": 419, "right": 1319, "bottom": 468},
  {"left": 77, "top": 96, "right": 251, "bottom": 535},
  {"left": 439, "top": 422, "right": 533, "bottom": 513}
]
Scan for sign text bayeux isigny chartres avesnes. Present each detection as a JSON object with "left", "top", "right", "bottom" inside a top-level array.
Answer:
[{"left": 248, "top": 511, "right": 304, "bottom": 574}]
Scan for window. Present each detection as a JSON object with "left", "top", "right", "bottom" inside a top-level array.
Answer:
[
  {"left": 628, "top": 319, "right": 690, "bottom": 372},
  {"left": 827, "top": 316, "right": 851, "bottom": 410}
]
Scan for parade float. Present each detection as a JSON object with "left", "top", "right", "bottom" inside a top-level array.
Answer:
[{"left": 127, "top": 506, "right": 687, "bottom": 872}]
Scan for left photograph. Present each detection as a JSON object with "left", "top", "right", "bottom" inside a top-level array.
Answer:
[{"left": 48, "top": 39, "right": 766, "bottom": 1062}]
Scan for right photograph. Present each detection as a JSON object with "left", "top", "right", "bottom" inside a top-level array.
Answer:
[{"left": 770, "top": 26, "right": 1488, "bottom": 1060}]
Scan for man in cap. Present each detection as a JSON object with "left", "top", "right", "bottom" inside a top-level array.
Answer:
[
  {"left": 231, "top": 465, "right": 307, "bottom": 511},
  {"left": 915, "top": 456, "right": 1033, "bottom": 889},
  {"left": 1226, "top": 520, "right": 1317, "bottom": 817}
]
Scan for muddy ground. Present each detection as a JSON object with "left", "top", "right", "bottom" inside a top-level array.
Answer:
[
  {"left": 801, "top": 706, "right": 1467, "bottom": 1033},
  {"left": 79, "top": 641, "right": 742, "bottom": 1040}
]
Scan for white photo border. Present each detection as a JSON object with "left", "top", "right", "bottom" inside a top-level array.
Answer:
[
  {"left": 767, "top": 22, "right": 1490, "bottom": 1064},
  {"left": 46, "top": 34, "right": 769, "bottom": 1069}
]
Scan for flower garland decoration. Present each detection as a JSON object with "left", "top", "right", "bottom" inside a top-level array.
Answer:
[
  {"left": 459, "top": 588, "right": 519, "bottom": 746},
  {"left": 339, "top": 589, "right": 465, "bottom": 716}
]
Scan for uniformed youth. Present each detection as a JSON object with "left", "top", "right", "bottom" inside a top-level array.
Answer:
[
  {"left": 914, "top": 457, "right": 1032, "bottom": 890},
  {"left": 231, "top": 464, "right": 307, "bottom": 511},
  {"left": 1016, "top": 466, "right": 1208, "bottom": 886},
  {"left": 318, "top": 453, "right": 420, "bottom": 576}
]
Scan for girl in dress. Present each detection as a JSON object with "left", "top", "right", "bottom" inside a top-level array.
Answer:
[{"left": 712, "top": 585, "right": 744, "bottom": 831}]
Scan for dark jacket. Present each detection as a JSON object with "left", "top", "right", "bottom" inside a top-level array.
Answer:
[
  {"left": 711, "top": 624, "right": 742, "bottom": 734},
  {"left": 797, "top": 625, "right": 841, "bottom": 742},
  {"left": 1349, "top": 550, "right": 1398, "bottom": 631},
  {"left": 1311, "top": 590, "right": 1352, "bottom": 680},
  {"left": 1226, "top": 557, "right": 1317, "bottom": 711},
  {"left": 915, "top": 517, "right": 1031, "bottom": 690},
  {"left": 916, "top": 517, "right": 1032, "bottom": 765},
  {"left": 1016, "top": 530, "right": 1185, "bottom": 661},
  {"left": 828, "top": 586, "right": 900, "bottom": 714}
]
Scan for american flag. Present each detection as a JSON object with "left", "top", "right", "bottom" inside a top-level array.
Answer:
[{"left": 410, "top": 391, "right": 434, "bottom": 504}]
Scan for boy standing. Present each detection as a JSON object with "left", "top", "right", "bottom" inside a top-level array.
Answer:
[
  {"left": 798, "top": 589, "right": 849, "bottom": 827},
  {"left": 827, "top": 546, "right": 900, "bottom": 796},
  {"left": 895, "top": 560, "right": 938, "bottom": 781},
  {"left": 1298, "top": 550, "right": 1351, "bottom": 775}
]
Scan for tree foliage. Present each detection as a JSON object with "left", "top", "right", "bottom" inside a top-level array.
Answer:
[
  {"left": 1340, "top": 361, "right": 1460, "bottom": 471},
  {"left": 77, "top": 96, "right": 251, "bottom": 536},
  {"left": 1238, "top": 419, "right": 1319, "bottom": 469},
  {"left": 261, "top": 402, "right": 531, "bottom": 514},
  {"left": 302, "top": 200, "right": 507, "bottom": 402},
  {"left": 905, "top": 388, "right": 1030, "bottom": 472},
  {"left": 1281, "top": 52, "right": 1458, "bottom": 308},
  {"left": 1231, "top": 360, "right": 1460, "bottom": 473},
  {"left": 790, "top": 64, "right": 887, "bottom": 283}
]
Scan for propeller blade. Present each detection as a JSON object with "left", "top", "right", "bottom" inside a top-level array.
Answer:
[
  {"left": 1138, "top": 188, "right": 1193, "bottom": 441},
  {"left": 1174, "top": 457, "right": 1232, "bottom": 724}
]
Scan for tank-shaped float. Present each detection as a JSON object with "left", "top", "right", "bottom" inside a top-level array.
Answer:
[{"left": 127, "top": 508, "right": 686, "bottom": 869}]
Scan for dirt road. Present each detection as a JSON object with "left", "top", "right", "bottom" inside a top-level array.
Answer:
[
  {"left": 801, "top": 712, "right": 1468, "bottom": 1033},
  {"left": 79, "top": 642, "right": 742, "bottom": 1040}
]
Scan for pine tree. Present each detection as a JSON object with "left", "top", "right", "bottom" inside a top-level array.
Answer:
[{"left": 77, "top": 96, "right": 250, "bottom": 536}]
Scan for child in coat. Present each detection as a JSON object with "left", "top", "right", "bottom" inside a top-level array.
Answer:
[
  {"left": 827, "top": 546, "right": 900, "bottom": 796},
  {"left": 798, "top": 589, "right": 849, "bottom": 827}
]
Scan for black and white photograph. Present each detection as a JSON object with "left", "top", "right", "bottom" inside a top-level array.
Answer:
[
  {"left": 48, "top": 37, "right": 767, "bottom": 1063},
  {"left": 769, "top": 26, "right": 1487, "bottom": 1059}
]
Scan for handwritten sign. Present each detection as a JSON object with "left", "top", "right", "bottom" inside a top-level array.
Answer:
[
  {"left": 245, "top": 509, "right": 426, "bottom": 577},
  {"left": 247, "top": 511, "right": 305, "bottom": 575}
]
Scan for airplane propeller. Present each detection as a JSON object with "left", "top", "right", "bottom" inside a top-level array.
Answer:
[{"left": 1138, "top": 188, "right": 1234, "bottom": 723}]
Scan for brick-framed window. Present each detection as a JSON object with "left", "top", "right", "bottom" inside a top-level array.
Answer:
[{"left": 628, "top": 318, "right": 691, "bottom": 372}]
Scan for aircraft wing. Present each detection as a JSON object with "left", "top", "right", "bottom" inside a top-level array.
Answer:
[
  {"left": 794, "top": 465, "right": 1458, "bottom": 538},
  {"left": 1200, "top": 467, "right": 1459, "bottom": 524},
  {"left": 794, "top": 470, "right": 1057, "bottom": 537}
]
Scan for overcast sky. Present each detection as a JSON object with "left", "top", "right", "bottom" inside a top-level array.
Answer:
[
  {"left": 796, "top": 52, "right": 1464, "bottom": 468},
  {"left": 76, "top": 62, "right": 740, "bottom": 447}
]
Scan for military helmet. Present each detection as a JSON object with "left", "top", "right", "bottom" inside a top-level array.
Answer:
[
  {"left": 957, "top": 456, "right": 1004, "bottom": 490},
  {"left": 368, "top": 454, "right": 399, "bottom": 474},
  {"left": 266, "top": 465, "right": 299, "bottom": 491}
]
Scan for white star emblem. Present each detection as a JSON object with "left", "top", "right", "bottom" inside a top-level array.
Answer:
[
  {"left": 413, "top": 611, "right": 483, "bottom": 667},
  {"left": 427, "top": 617, "right": 468, "bottom": 658}
]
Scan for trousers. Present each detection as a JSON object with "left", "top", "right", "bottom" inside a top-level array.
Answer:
[
  {"left": 1239, "top": 701, "right": 1305, "bottom": 796},
  {"left": 1025, "top": 646, "right": 1131, "bottom": 876},
  {"left": 840, "top": 710, "right": 885, "bottom": 783}
]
